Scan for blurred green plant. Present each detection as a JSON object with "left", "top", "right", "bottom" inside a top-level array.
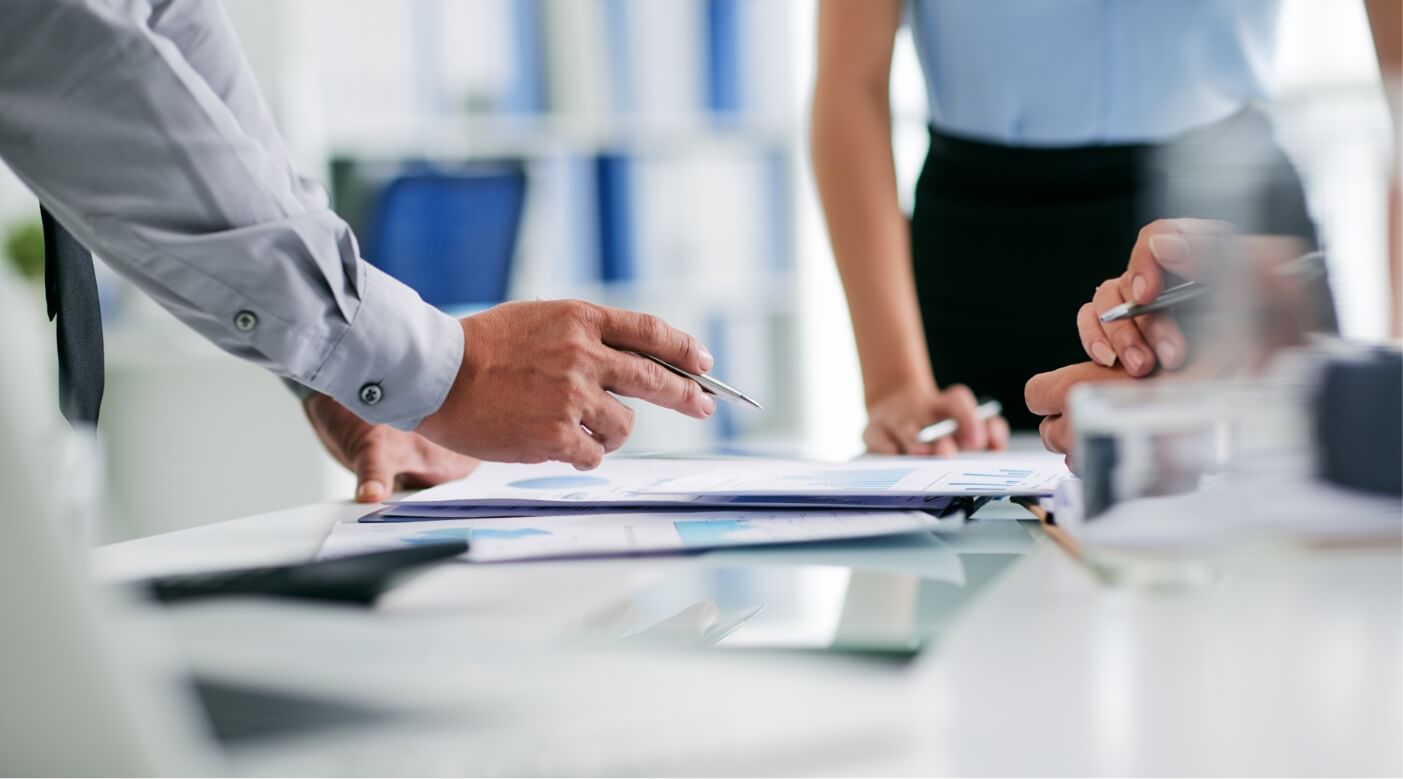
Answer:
[{"left": 4, "top": 219, "right": 44, "bottom": 282}]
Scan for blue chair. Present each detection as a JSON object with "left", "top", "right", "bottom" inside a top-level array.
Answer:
[{"left": 365, "top": 164, "right": 528, "bottom": 309}]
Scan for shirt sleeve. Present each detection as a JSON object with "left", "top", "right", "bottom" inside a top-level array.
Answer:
[
  {"left": 0, "top": 0, "right": 462, "bottom": 430},
  {"left": 144, "top": 0, "right": 330, "bottom": 214}
]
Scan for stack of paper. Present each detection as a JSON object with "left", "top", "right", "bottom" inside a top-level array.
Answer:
[
  {"left": 323, "top": 509, "right": 961, "bottom": 564},
  {"left": 321, "top": 455, "right": 1070, "bottom": 564},
  {"left": 368, "top": 455, "right": 1067, "bottom": 519}
]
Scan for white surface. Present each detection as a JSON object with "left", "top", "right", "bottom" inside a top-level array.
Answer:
[{"left": 93, "top": 495, "right": 1403, "bottom": 776}]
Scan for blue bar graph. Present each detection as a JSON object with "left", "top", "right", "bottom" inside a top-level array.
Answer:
[
  {"left": 947, "top": 468, "right": 1037, "bottom": 491},
  {"left": 778, "top": 468, "right": 915, "bottom": 491},
  {"left": 674, "top": 519, "right": 750, "bottom": 546}
]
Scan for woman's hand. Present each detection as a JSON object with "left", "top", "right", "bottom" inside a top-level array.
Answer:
[
  {"left": 1024, "top": 362, "right": 1128, "bottom": 457},
  {"left": 864, "top": 381, "right": 1010, "bottom": 456},
  {"left": 1077, "top": 218, "right": 1229, "bottom": 376}
]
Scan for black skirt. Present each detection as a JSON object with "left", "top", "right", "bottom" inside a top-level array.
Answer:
[{"left": 910, "top": 109, "right": 1318, "bottom": 430}]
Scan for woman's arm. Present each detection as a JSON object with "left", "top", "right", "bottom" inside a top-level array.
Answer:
[
  {"left": 812, "top": 0, "right": 927, "bottom": 406},
  {"left": 1364, "top": 0, "right": 1400, "bottom": 338},
  {"left": 811, "top": 0, "right": 1005, "bottom": 454}
]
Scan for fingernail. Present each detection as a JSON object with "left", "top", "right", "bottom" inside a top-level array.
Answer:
[
  {"left": 1149, "top": 233, "right": 1189, "bottom": 265},
  {"left": 701, "top": 394, "right": 717, "bottom": 416},
  {"left": 698, "top": 346, "right": 714, "bottom": 373},
  {"left": 356, "top": 480, "right": 384, "bottom": 502},
  {"left": 1131, "top": 274, "right": 1148, "bottom": 303},
  {"left": 1157, "top": 339, "right": 1179, "bottom": 368},
  {"left": 1124, "top": 346, "right": 1148, "bottom": 374},
  {"left": 1091, "top": 341, "right": 1117, "bottom": 367}
]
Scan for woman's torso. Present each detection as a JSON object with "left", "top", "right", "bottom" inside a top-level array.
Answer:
[{"left": 905, "top": 0, "right": 1283, "bottom": 147}]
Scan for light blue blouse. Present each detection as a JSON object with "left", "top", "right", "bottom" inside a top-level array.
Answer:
[{"left": 905, "top": 0, "right": 1282, "bottom": 146}]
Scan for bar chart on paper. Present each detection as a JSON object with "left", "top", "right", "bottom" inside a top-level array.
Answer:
[
  {"left": 776, "top": 468, "right": 916, "bottom": 491},
  {"left": 939, "top": 467, "right": 1039, "bottom": 492},
  {"left": 640, "top": 456, "right": 1070, "bottom": 498}
]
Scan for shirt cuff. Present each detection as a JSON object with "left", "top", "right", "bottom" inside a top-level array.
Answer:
[
  {"left": 308, "top": 263, "right": 463, "bottom": 430},
  {"left": 281, "top": 378, "right": 316, "bottom": 403}
]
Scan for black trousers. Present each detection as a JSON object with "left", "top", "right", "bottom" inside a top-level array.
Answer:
[{"left": 910, "top": 110, "right": 1318, "bottom": 430}]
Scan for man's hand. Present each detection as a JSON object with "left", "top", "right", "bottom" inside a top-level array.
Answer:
[
  {"left": 864, "top": 381, "right": 1009, "bottom": 456},
  {"left": 1024, "top": 362, "right": 1127, "bottom": 456},
  {"left": 303, "top": 393, "right": 479, "bottom": 503},
  {"left": 416, "top": 300, "right": 716, "bottom": 470}
]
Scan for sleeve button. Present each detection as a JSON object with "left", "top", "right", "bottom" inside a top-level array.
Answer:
[
  {"left": 359, "top": 383, "right": 384, "bottom": 406},
  {"left": 233, "top": 310, "right": 258, "bottom": 332}
]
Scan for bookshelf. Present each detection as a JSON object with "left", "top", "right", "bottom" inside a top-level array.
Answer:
[{"left": 265, "top": 0, "right": 808, "bottom": 451}]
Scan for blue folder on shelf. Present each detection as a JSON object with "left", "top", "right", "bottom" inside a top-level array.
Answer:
[{"left": 366, "top": 165, "right": 528, "bottom": 309}]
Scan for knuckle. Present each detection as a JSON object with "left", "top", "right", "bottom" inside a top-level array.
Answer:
[
  {"left": 680, "top": 379, "right": 705, "bottom": 408},
  {"left": 1024, "top": 374, "right": 1046, "bottom": 413},
  {"left": 547, "top": 421, "right": 578, "bottom": 450},
  {"left": 560, "top": 299, "right": 593, "bottom": 322},
  {"left": 1110, "top": 328, "right": 1139, "bottom": 349},
  {"left": 565, "top": 332, "right": 595, "bottom": 361},
  {"left": 577, "top": 447, "right": 604, "bottom": 470},
  {"left": 638, "top": 362, "right": 668, "bottom": 394},
  {"left": 547, "top": 373, "right": 578, "bottom": 404},
  {"left": 567, "top": 374, "right": 593, "bottom": 401},
  {"left": 639, "top": 313, "right": 668, "bottom": 341},
  {"left": 864, "top": 432, "right": 893, "bottom": 454},
  {"left": 361, "top": 427, "right": 389, "bottom": 450},
  {"left": 675, "top": 333, "right": 701, "bottom": 364},
  {"left": 354, "top": 438, "right": 387, "bottom": 466},
  {"left": 945, "top": 383, "right": 975, "bottom": 403}
]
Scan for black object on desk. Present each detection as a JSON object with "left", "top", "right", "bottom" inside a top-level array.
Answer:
[
  {"left": 143, "top": 541, "right": 467, "bottom": 606},
  {"left": 1314, "top": 348, "right": 1403, "bottom": 496}
]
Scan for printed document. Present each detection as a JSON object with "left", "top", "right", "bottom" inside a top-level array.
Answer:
[{"left": 325, "top": 509, "right": 953, "bottom": 563}]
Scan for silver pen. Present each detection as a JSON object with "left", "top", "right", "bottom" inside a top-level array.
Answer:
[
  {"left": 1099, "top": 280, "right": 1206, "bottom": 322},
  {"left": 1099, "top": 250, "right": 1327, "bottom": 323},
  {"left": 916, "top": 399, "right": 1002, "bottom": 444},
  {"left": 636, "top": 353, "right": 764, "bottom": 409}
]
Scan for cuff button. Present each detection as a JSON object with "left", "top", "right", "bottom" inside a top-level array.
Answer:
[
  {"left": 359, "top": 383, "right": 384, "bottom": 406},
  {"left": 233, "top": 310, "right": 258, "bottom": 332}
]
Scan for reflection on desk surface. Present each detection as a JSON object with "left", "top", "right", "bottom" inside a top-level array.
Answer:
[{"left": 613, "top": 550, "right": 1025, "bottom": 657}]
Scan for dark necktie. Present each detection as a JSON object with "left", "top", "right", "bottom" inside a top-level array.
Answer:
[{"left": 41, "top": 207, "right": 105, "bottom": 427}]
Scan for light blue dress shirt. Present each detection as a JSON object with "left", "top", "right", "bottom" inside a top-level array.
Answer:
[{"left": 905, "top": 0, "right": 1282, "bottom": 146}]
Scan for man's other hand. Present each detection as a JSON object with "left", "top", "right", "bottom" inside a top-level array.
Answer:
[
  {"left": 304, "top": 393, "right": 479, "bottom": 503},
  {"left": 416, "top": 300, "right": 717, "bottom": 470}
]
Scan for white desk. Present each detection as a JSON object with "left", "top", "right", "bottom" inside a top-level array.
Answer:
[{"left": 95, "top": 498, "right": 1402, "bottom": 776}]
